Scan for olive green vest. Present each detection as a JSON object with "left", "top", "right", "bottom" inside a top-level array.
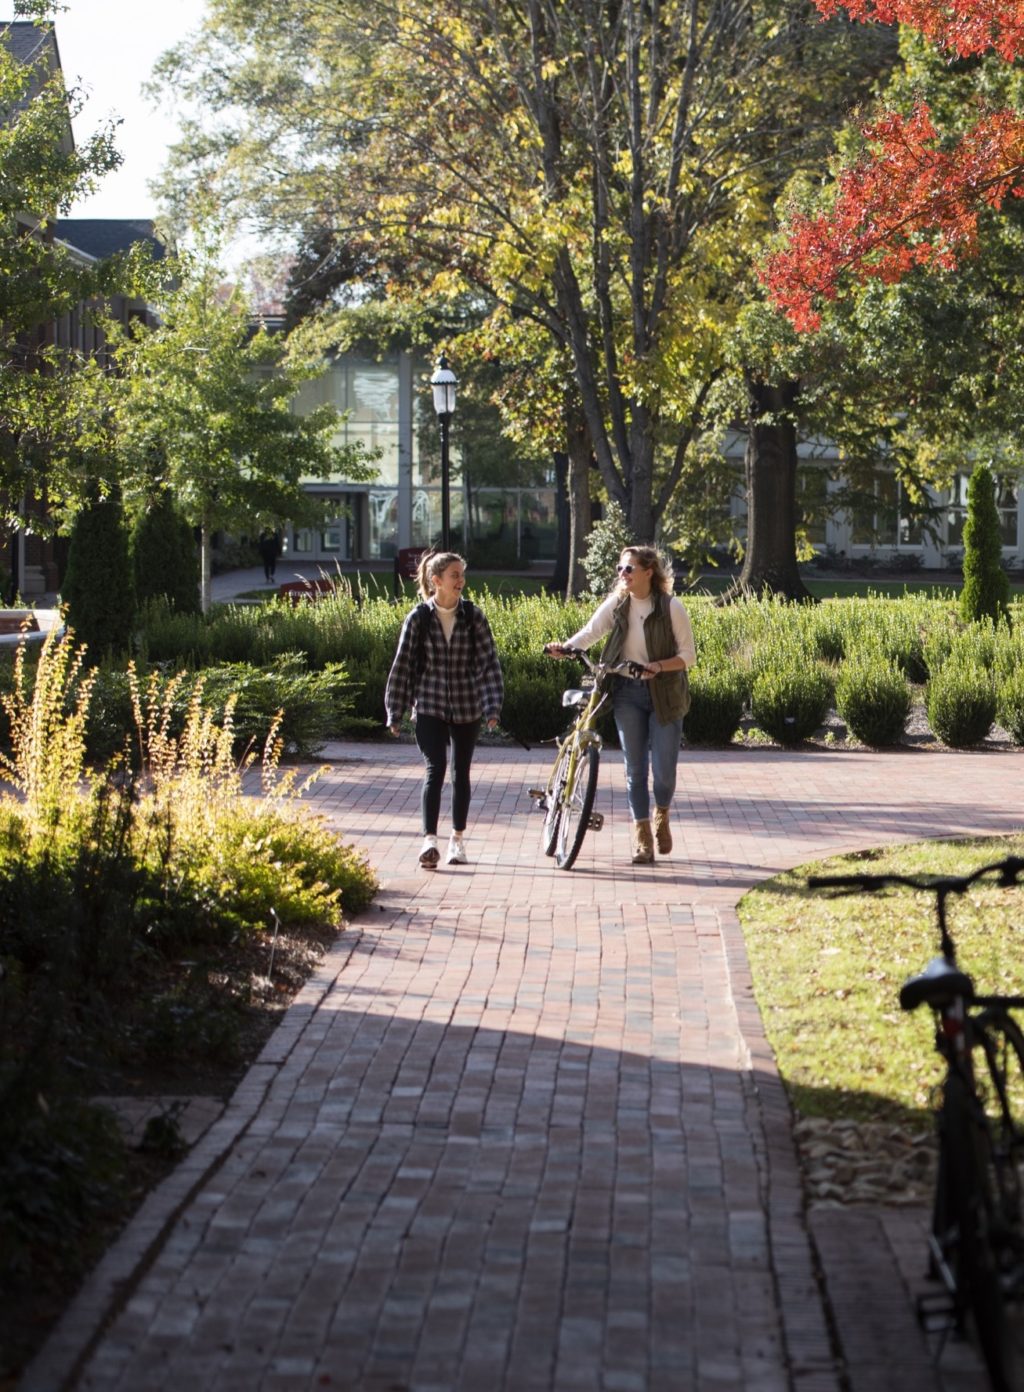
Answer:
[{"left": 601, "top": 591, "right": 691, "bottom": 725}]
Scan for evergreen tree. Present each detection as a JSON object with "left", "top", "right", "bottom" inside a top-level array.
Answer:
[
  {"left": 131, "top": 491, "right": 200, "bottom": 614},
  {"left": 61, "top": 485, "right": 135, "bottom": 657},
  {"left": 960, "top": 464, "right": 1011, "bottom": 625}
]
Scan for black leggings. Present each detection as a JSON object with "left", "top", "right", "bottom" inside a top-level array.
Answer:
[{"left": 415, "top": 714, "right": 480, "bottom": 835}]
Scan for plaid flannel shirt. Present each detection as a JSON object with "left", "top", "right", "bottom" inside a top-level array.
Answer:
[{"left": 385, "top": 599, "right": 504, "bottom": 727}]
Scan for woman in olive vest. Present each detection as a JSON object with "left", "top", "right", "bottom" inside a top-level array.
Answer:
[{"left": 546, "top": 545, "right": 695, "bottom": 864}]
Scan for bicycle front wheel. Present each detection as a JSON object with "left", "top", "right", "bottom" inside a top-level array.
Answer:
[
  {"left": 554, "top": 744, "right": 599, "bottom": 871},
  {"left": 940, "top": 1070, "right": 1018, "bottom": 1392},
  {"left": 541, "top": 745, "right": 570, "bottom": 857}
]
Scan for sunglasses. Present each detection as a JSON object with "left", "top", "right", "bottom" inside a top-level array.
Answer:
[{"left": 616, "top": 563, "right": 636, "bottom": 574}]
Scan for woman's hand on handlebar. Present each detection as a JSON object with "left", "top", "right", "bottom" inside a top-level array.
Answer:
[{"left": 544, "top": 642, "right": 570, "bottom": 658}]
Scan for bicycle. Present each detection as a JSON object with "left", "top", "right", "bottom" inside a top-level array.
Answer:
[
  {"left": 527, "top": 645, "right": 645, "bottom": 870},
  {"left": 808, "top": 857, "right": 1024, "bottom": 1391}
]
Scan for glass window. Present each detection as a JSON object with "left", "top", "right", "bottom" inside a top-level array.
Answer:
[
  {"left": 798, "top": 468, "right": 827, "bottom": 545},
  {"left": 947, "top": 472, "right": 1018, "bottom": 547},
  {"left": 851, "top": 473, "right": 921, "bottom": 546}
]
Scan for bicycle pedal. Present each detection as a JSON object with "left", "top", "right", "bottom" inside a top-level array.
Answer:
[
  {"left": 588, "top": 813, "right": 604, "bottom": 831},
  {"left": 916, "top": 1290, "right": 957, "bottom": 1333},
  {"left": 527, "top": 787, "right": 545, "bottom": 801}
]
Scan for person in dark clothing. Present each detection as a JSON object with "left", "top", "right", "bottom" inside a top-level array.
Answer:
[
  {"left": 385, "top": 550, "right": 503, "bottom": 868},
  {"left": 258, "top": 530, "right": 281, "bottom": 582}
]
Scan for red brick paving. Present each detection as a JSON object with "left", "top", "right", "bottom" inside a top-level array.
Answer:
[{"left": 21, "top": 742, "right": 1021, "bottom": 1391}]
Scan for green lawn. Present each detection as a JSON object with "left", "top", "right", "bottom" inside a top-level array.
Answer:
[{"left": 738, "top": 835, "right": 1024, "bottom": 1126}]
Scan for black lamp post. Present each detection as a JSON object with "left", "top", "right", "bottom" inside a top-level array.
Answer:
[{"left": 430, "top": 352, "right": 458, "bottom": 549}]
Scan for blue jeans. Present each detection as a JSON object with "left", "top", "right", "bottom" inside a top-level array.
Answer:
[{"left": 612, "top": 679, "right": 683, "bottom": 821}]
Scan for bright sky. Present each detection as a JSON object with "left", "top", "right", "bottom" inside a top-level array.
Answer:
[{"left": 23, "top": 0, "right": 210, "bottom": 220}]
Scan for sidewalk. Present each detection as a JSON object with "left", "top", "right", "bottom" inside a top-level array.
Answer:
[{"left": 22, "top": 740, "right": 1022, "bottom": 1391}]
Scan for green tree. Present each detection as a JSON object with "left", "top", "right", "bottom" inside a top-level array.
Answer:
[
  {"left": 960, "top": 464, "right": 1011, "bottom": 626},
  {"left": 154, "top": 0, "right": 893, "bottom": 590},
  {"left": 61, "top": 483, "right": 135, "bottom": 657},
  {"left": 102, "top": 237, "right": 378, "bottom": 610},
  {"left": 0, "top": 13, "right": 131, "bottom": 516},
  {"left": 130, "top": 486, "right": 200, "bottom": 614}
]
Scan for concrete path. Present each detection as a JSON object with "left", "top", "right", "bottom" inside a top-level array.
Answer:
[{"left": 21, "top": 740, "right": 1023, "bottom": 1392}]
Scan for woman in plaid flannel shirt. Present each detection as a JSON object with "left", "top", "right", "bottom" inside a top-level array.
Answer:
[{"left": 386, "top": 550, "right": 504, "bottom": 867}]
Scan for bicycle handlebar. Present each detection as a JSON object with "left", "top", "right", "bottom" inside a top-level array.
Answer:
[{"left": 543, "top": 644, "right": 646, "bottom": 680}]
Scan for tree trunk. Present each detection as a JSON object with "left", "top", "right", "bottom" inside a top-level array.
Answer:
[
  {"left": 566, "top": 427, "right": 592, "bottom": 598},
  {"left": 733, "top": 379, "right": 812, "bottom": 602},
  {"left": 200, "top": 523, "right": 213, "bottom": 614},
  {"left": 550, "top": 451, "right": 570, "bottom": 596}
]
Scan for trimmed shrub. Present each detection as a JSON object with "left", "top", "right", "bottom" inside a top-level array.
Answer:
[
  {"left": 997, "top": 669, "right": 1024, "bottom": 746},
  {"left": 960, "top": 464, "right": 1011, "bottom": 626},
  {"left": 684, "top": 665, "right": 746, "bottom": 745},
  {"left": 61, "top": 486, "right": 135, "bottom": 658},
  {"left": 926, "top": 661, "right": 996, "bottom": 748},
  {"left": 751, "top": 658, "right": 833, "bottom": 747},
  {"left": 835, "top": 656, "right": 911, "bottom": 748},
  {"left": 131, "top": 493, "right": 200, "bottom": 614},
  {"left": 581, "top": 500, "right": 631, "bottom": 596}
]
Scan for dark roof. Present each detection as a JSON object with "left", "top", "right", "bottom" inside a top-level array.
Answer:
[
  {"left": 54, "top": 219, "right": 167, "bottom": 262},
  {"left": 0, "top": 20, "right": 54, "bottom": 67}
]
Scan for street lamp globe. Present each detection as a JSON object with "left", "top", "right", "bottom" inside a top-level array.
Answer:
[{"left": 430, "top": 352, "right": 458, "bottom": 418}]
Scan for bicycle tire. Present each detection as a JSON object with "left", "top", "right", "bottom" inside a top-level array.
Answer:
[
  {"left": 974, "top": 1008, "right": 1024, "bottom": 1217},
  {"left": 555, "top": 744, "right": 599, "bottom": 871},
  {"left": 541, "top": 746, "right": 569, "bottom": 857},
  {"left": 939, "top": 1069, "right": 1018, "bottom": 1392}
]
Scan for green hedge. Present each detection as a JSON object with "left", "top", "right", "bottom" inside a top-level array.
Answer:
[{"left": 37, "top": 587, "right": 1024, "bottom": 754}]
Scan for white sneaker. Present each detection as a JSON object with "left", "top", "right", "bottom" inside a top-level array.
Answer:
[
  {"left": 419, "top": 835, "right": 440, "bottom": 868},
  {"left": 447, "top": 834, "right": 468, "bottom": 865}
]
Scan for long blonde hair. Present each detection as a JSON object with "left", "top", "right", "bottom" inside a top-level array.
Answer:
[
  {"left": 617, "top": 545, "right": 673, "bottom": 596},
  {"left": 416, "top": 549, "right": 466, "bottom": 601}
]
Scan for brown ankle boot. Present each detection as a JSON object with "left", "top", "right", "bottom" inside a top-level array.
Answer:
[
  {"left": 653, "top": 806, "right": 672, "bottom": 855},
  {"left": 632, "top": 819, "right": 654, "bottom": 864}
]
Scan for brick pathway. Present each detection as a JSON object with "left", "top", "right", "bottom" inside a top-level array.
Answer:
[{"left": 22, "top": 742, "right": 1022, "bottom": 1392}]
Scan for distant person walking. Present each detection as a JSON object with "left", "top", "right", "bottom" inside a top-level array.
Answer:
[
  {"left": 546, "top": 545, "right": 695, "bottom": 864},
  {"left": 385, "top": 550, "right": 504, "bottom": 868},
  {"left": 258, "top": 530, "right": 281, "bottom": 583}
]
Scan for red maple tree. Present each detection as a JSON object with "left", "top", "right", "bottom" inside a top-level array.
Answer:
[{"left": 763, "top": 0, "right": 1024, "bottom": 329}]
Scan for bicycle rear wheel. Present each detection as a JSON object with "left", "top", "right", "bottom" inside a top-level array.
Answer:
[
  {"left": 939, "top": 1069, "right": 1019, "bottom": 1392},
  {"left": 541, "top": 746, "right": 568, "bottom": 857},
  {"left": 554, "top": 744, "right": 599, "bottom": 871}
]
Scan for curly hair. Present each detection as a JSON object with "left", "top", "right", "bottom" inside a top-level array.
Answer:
[
  {"left": 416, "top": 549, "right": 467, "bottom": 600},
  {"left": 617, "top": 544, "right": 673, "bottom": 596}
]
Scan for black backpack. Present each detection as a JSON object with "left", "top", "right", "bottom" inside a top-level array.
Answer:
[{"left": 415, "top": 599, "right": 478, "bottom": 677}]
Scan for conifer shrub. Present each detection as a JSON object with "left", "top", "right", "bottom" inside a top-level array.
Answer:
[
  {"left": 835, "top": 655, "right": 911, "bottom": 747},
  {"left": 926, "top": 660, "right": 996, "bottom": 747},
  {"left": 751, "top": 655, "right": 833, "bottom": 747},
  {"left": 960, "top": 464, "right": 1011, "bottom": 626},
  {"left": 581, "top": 501, "right": 632, "bottom": 596},
  {"left": 683, "top": 665, "right": 746, "bottom": 745},
  {"left": 131, "top": 493, "right": 200, "bottom": 614},
  {"left": 61, "top": 486, "right": 135, "bottom": 658}
]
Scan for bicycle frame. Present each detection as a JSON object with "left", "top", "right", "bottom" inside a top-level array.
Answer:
[{"left": 528, "top": 647, "right": 644, "bottom": 868}]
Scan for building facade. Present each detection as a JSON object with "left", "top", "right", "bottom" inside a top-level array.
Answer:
[{"left": 288, "top": 350, "right": 558, "bottom": 567}]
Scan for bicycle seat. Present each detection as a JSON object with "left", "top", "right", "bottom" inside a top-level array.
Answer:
[{"left": 899, "top": 956, "right": 975, "bottom": 1012}]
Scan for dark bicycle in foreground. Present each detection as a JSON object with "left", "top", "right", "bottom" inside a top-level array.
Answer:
[
  {"left": 809, "top": 856, "right": 1024, "bottom": 1390},
  {"left": 527, "top": 645, "right": 644, "bottom": 870}
]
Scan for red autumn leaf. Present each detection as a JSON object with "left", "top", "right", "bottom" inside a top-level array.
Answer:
[
  {"left": 811, "top": 0, "right": 1024, "bottom": 62},
  {"left": 763, "top": 102, "right": 1024, "bottom": 330}
]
